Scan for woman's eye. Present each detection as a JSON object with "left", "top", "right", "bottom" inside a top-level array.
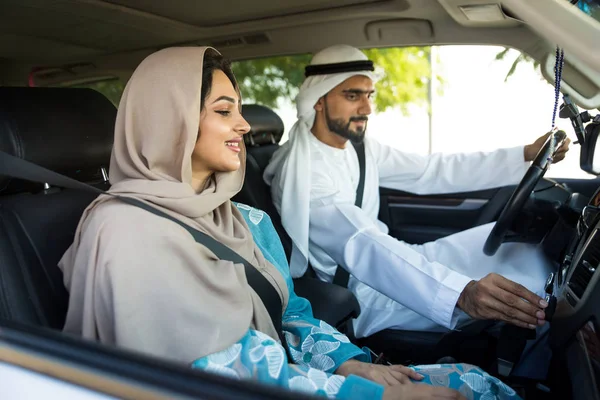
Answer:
[{"left": 216, "top": 110, "right": 231, "bottom": 116}]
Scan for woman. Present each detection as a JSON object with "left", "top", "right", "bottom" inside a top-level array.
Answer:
[{"left": 58, "top": 46, "right": 520, "bottom": 400}]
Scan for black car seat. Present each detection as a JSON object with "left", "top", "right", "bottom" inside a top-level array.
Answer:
[{"left": 0, "top": 87, "right": 114, "bottom": 329}]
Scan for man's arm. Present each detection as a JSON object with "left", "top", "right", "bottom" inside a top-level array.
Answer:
[
  {"left": 371, "top": 139, "right": 529, "bottom": 195},
  {"left": 309, "top": 200, "right": 548, "bottom": 330},
  {"left": 371, "top": 131, "right": 571, "bottom": 196},
  {"left": 310, "top": 199, "right": 472, "bottom": 329}
]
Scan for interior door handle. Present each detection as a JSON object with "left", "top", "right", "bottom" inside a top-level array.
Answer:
[{"left": 388, "top": 197, "right": 488, "bottom": 211}]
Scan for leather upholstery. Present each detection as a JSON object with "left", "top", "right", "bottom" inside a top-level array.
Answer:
[
  {"left": 242, "top": 104, "right": 284, "bottom": 147},
  {"left": 0, "top": 87, "right": 115, "bottom": 329},
  {"left": 0, "top": 87, "right": 115, "bottom": 193}
]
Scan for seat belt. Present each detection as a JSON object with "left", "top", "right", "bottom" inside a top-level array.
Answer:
[
  {"left": 332, "top": 141, "right": 366, "bottom": 288},
  {"left": 0, "top": 151, "right": 291, "bottom": 355}
]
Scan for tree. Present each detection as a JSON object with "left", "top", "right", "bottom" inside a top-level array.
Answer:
[
  {"left": 71, "top": 47, "right": 440, "bottom": 113},
  {"left": 232, "top": 47, "right": 440, "bottom": 114},
  {"left": 494, "top": 47, "right": 540, "bottom": 82},
  {"left": 232, "top": 53, "right": 312, "bottom": 110}
]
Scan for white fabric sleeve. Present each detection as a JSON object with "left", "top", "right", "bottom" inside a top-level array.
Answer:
[
  {"left": 309, "top": 200, "right": 472, "bottom": 329},
  {"left": 370, "top": 139, "right": 530, "bottom": 195}
]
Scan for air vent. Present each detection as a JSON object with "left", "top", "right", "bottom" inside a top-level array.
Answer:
[
  {"left": 210, "top": 37, "right": 244, "bottom": 48},
  {"left": 568, "top": 229, "right": 600, "bottom": 299},
  {"left": 209, "top": 33, "right": 270, "bottom": 48},
  {"left": 243, "top": 33, "right": 269, "bottom": 45}
]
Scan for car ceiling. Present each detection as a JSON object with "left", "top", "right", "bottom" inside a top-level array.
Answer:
[
  {"left": 0, "top": 0, "right": 539, "bottom": 66},
  {"left": 0, "top": 0, "right": 598, "bottom": 109}
]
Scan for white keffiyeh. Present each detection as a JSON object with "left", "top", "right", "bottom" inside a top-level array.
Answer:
[{"left": 263, "top": 45, "right": 379, "bottom": 277}]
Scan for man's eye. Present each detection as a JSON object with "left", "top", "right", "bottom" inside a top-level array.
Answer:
[{"left": 346, "top": 94, "right": 357, "bottom": 101}]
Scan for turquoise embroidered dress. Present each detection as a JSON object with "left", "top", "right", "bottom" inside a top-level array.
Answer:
[{"left": 192, "top": 203, "right": 522, "bottom": 400}]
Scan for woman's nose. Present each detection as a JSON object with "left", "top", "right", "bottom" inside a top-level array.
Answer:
[{"left": 237, "top": 116, "right": 251, "bottom": 135}]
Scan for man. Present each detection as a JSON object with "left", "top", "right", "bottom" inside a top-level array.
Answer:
[{"left": 263, "top": 44, "right": 571, "bottom": 340}]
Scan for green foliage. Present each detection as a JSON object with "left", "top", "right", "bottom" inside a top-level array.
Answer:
[
  {"left": 232, "top": 54, "right": 312, "bottom": 109},
  {"left": 69, "top": 47, "right": 442, "bottom": 114},
  {"left": 73, "top": 79, "right": 125, "bottom": 106},
  {"left": 363, "top": 47, "right": 434, "bottom": 113},
  {"left": 495, "top": 47, "right": 540, "bottom": 82},
  {"left": 232, "top": 47, "right": 441, "bottom": 113}
]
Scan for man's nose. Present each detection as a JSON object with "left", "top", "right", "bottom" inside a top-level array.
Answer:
[{"left": 358, "top": 97, "right": 372, "bottom": 115}]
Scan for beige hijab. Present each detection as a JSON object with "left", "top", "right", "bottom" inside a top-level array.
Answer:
[{"left": 59, "top": 46, "right": 289, "bottom": 363}]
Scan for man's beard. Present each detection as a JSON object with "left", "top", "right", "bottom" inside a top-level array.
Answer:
[{"left": 324, "top": 101, "right": 368, "bottom": 144}]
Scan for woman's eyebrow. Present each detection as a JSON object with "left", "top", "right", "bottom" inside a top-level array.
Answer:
[{"left": 212, "top": 95, "right": 237, "bottom": 104}]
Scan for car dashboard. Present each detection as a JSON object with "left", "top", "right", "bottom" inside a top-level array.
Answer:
[{"left": 550, "top": 186, "right": 600, "bottom": 400}]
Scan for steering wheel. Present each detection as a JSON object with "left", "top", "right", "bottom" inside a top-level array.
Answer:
[{"left": 483, "top": 130, "right": 567, "bottom": 256}]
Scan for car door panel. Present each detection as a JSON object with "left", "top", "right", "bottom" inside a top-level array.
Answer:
[
  {"left": 379, "top": 176, "right": 600, "bottom": 245},
  {"left": 378, "top": 186, "right": 516, "bottom": 244},
  {"left": 0, "top": 320, "right": 314, "bottom": 400}
]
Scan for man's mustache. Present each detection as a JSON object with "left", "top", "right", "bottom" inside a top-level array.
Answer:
[{"left": 349, "top": 116, "right": 368, "bottom": 122}]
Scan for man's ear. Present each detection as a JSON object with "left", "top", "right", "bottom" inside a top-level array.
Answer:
[{"left": 314, "top": 96, "right": 325, "bottom": 112}]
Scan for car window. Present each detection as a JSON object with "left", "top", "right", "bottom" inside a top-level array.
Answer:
[
  {"left": 77, "top": 45, "right": 595, "bottom": 180},
  {"left": 233, "top": 45, "right": 594, "bottom": 180},
  {"left": 69, "top": 78, "right": 125, "bottom": 107}
]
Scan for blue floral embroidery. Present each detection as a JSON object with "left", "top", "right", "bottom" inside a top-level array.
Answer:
[
  {"left": 193, "top": 343, "right": 242, "bottom": 379},
  {"left": 289, "top": 368, "right": 346, "bottom": 397},
  {"left": 193, "top": 330, "right": 352, "bottom": 399},
  {"left": 287, "top": 332, "right": 340, "bottom": 371},
  {"left": 312, "top": 321, "right": 352, "bottom": 343},
  {"left": 233, "top": 203, "right": 264, "bottom": 225},
  {"left": 249, "top": 208, "right": 265, "bottom": 225},
  {"left": 411, "top": 364, "right": 522, "bottom": 400},
  {"left": 189, "top": 204, "right": 523, "bottom": 400},
  {"left": 248, "top": 331, "right": 285, "bottom": 379},
  {"left": 460, "top": 372, "right": 517, "bottom": 399}
]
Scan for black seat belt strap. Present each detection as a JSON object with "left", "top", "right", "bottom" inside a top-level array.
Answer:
[{"left": 332, "top": 141, "right": 366, "bottom": 288}]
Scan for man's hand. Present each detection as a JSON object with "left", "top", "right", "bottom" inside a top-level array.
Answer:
[
  {"left": 383, "top": 380, "right": 465, "bottom": 400},
  {"left": 457, "top": 273, "right": 548, "bottom": 329},
  {"left": 524, "top": 131, "right": 571, "bottom": 163},
  {"left": 335, "top": 359, "right": 423, "bottom": 387}
]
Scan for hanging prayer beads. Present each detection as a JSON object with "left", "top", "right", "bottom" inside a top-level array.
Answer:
[{"left": 549, "top": 47, "right": 565, "bottom": 162}]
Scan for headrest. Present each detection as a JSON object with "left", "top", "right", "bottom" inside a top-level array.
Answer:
[
  {"left": 242, "top": 104, "right": 284, "bottom": 147},
  {"left": 0, "top": 87, "right": 116, "bottom": 190}
]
